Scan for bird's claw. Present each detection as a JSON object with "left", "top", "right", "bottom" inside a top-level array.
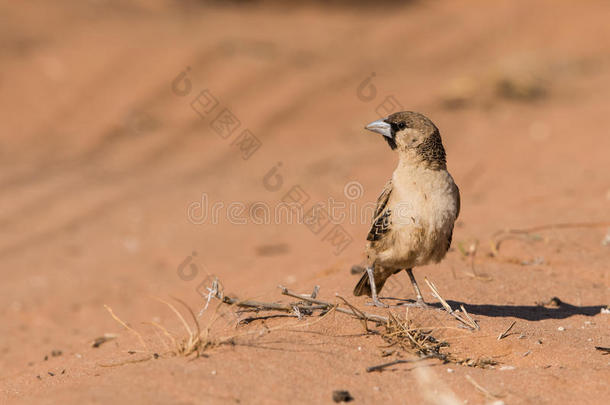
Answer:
[
  {"left": 399, "top": 299, "right": 435, "bottom": 309},
  {"left": 365, "top": 297, "right": 388, "bottom": 308}
]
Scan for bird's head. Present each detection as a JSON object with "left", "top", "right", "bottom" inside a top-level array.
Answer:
[{"left": 365, "top": 111, "right": 446, "bottom": 169}]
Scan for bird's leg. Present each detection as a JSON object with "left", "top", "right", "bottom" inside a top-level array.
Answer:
[
  {"left": 366, "top": 266, "right": 387, "bottom": 308},
  {"left": 405, "top": 268, "right": 430, "bottom": 308}
]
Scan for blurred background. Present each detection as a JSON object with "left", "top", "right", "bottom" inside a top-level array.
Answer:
[{"left": 1, "top": 0, "right": 609, "bottom": 402}]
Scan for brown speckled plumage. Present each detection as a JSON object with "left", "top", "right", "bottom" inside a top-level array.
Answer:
[
  {"left": 416, "top": 130, "right": 446, "bottom": 169},
  {"left": 385, "top": 111, "right": 446, "bottom": 169},
  {"left": 353, "top": 111, "right": 460, "bottom": 307}
]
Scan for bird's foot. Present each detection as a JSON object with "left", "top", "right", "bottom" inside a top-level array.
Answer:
[
  {"left": 365, "top": 297, "right": 388, "bottom": 308},
  {"left": 397, "top": 298, "right": 435, "bottom": 309}
]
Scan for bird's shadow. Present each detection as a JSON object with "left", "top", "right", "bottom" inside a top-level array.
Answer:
[
  {"left": 445, "top": 300, "right": 605, "bottom": 321},
  {"left": 382, "top": 297, "right": 605, "bottom": 321}
]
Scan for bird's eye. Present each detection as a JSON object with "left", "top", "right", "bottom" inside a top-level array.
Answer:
[{"left": 398, "top": 122, "right": 406, "bottom": 130}]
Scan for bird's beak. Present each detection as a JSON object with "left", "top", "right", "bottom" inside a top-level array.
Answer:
[{"left": 365, "top": 119, "right": 392, "bottom": 139}]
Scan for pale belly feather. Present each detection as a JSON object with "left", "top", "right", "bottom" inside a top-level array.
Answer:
[{"left": 374, "top": 168, "right": 459, "bottom": 269}]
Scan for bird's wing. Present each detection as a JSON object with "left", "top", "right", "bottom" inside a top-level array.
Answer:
[
  {"left": 455, "top": 183, "right": 461, "bottom": 219},
  {"left": 366, "top": 180, "right": 393, "bottom": 242},
  {"left": 446, "top": 183, "right": 460, "bottom": 249}
]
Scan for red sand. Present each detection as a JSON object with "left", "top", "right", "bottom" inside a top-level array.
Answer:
[{"left": 1, "top": 1, "right": 609, "bottom": 403}]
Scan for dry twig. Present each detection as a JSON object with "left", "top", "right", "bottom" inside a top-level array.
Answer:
[
  {"left": 104, "top": 305, "right": 148, "bottom": 351},
  {"left": 366, "top": 357, "right": 431, "bottom": 372},
  {"left": 491, "top": 221, "right": 610, "bottom": 254},
  {"left": 278, "top": 285, "right": 388, "bottom": 323},
  {"left": 424, "top": 278, "right": 479, "bottom": 330},
  {"left": 595, "top": 346, "right": 610, "bottom": 355},
  {"left": 91, "top": 333, "right": 117, "bottom": 348},
  {"left": 465, "top": 375, "right": 503, "bottom": 400},
  {"left": 497, "top": 321, "right": 516, "bottom": 340}
]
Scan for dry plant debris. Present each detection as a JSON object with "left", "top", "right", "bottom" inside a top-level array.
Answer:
[
  {"left": 367, "top": 309, "right": 496, "bottom": 371},
  {"left": 91, "top": 333, "right": 117, "bottom": 348},
  {"left": 102, "top": 278, "right": 495, "bottom": 372},
  {"left": 365, "top": 358, "right": 429, "bottom": 373},
  {"left": 207, "top": 280, "right": 495, "bottom": 371},
  {"left": 101, "top": 298, "right": 234, "bottom": 366},
  {"left": 497, "top": 321, "right": 517, "bottom": 340},
  {"left": 424, "top": 278, "right": 479, "bottom": 330},
  {"left": 465, "top": 374, "right": 505, "bottom": 401},
  {"left": 595, "top": 346, "right": 610, "bottom": 355},
  {"left": 536, "top": 297, "right": 563, "bottom": 308},
  {"left": 380, "top": 311, "right": 448, "bottom": 360},
  {"left": 491, "top": 221, "right": 610, "bottom": 256}
]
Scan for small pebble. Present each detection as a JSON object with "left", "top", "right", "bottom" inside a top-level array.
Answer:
[
  {"left": 499, "top": 365, "right": 515, "bottom": 371},
  {"left": 447, "top": 368, "right": 454, "bottom": 373},
  {"left": 557, "top": 326, "right": 565, "bottom": 331},
  {"left": 602, "top": 230, "right": 610, "bottom": 246},
  {"left": 332, "top": 390, "right": 354, "bottom": 403},
  {"left": 211, "top": 370, "right": 217, "bottom": 375}
]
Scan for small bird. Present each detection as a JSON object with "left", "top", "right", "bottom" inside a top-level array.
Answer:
[{"left": 353, "top": 111, "right": 460, "bottom": 307}]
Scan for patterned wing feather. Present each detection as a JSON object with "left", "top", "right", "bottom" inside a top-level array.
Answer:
[
  {"left": 366, "top": 180, "right": 393, "bottom": 242},
  {"left": 447, "top": 184, "right": 460, "bottom": 249}
]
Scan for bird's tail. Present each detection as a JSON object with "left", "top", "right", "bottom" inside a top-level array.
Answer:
[{"left": 353, "top": 266, "right": 390, "bottom": 297}]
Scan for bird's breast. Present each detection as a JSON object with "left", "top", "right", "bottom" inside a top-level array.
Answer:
[
  {"left": 386, "top": 167, "right": 459, "bottom": 266},
  {"left": 391, "top": 169, "right": 458, "bottom": 228}
]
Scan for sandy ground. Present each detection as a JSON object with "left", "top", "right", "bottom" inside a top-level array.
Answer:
[{"left": 1, "top": 0, "right": 609, "bottom": 403}]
